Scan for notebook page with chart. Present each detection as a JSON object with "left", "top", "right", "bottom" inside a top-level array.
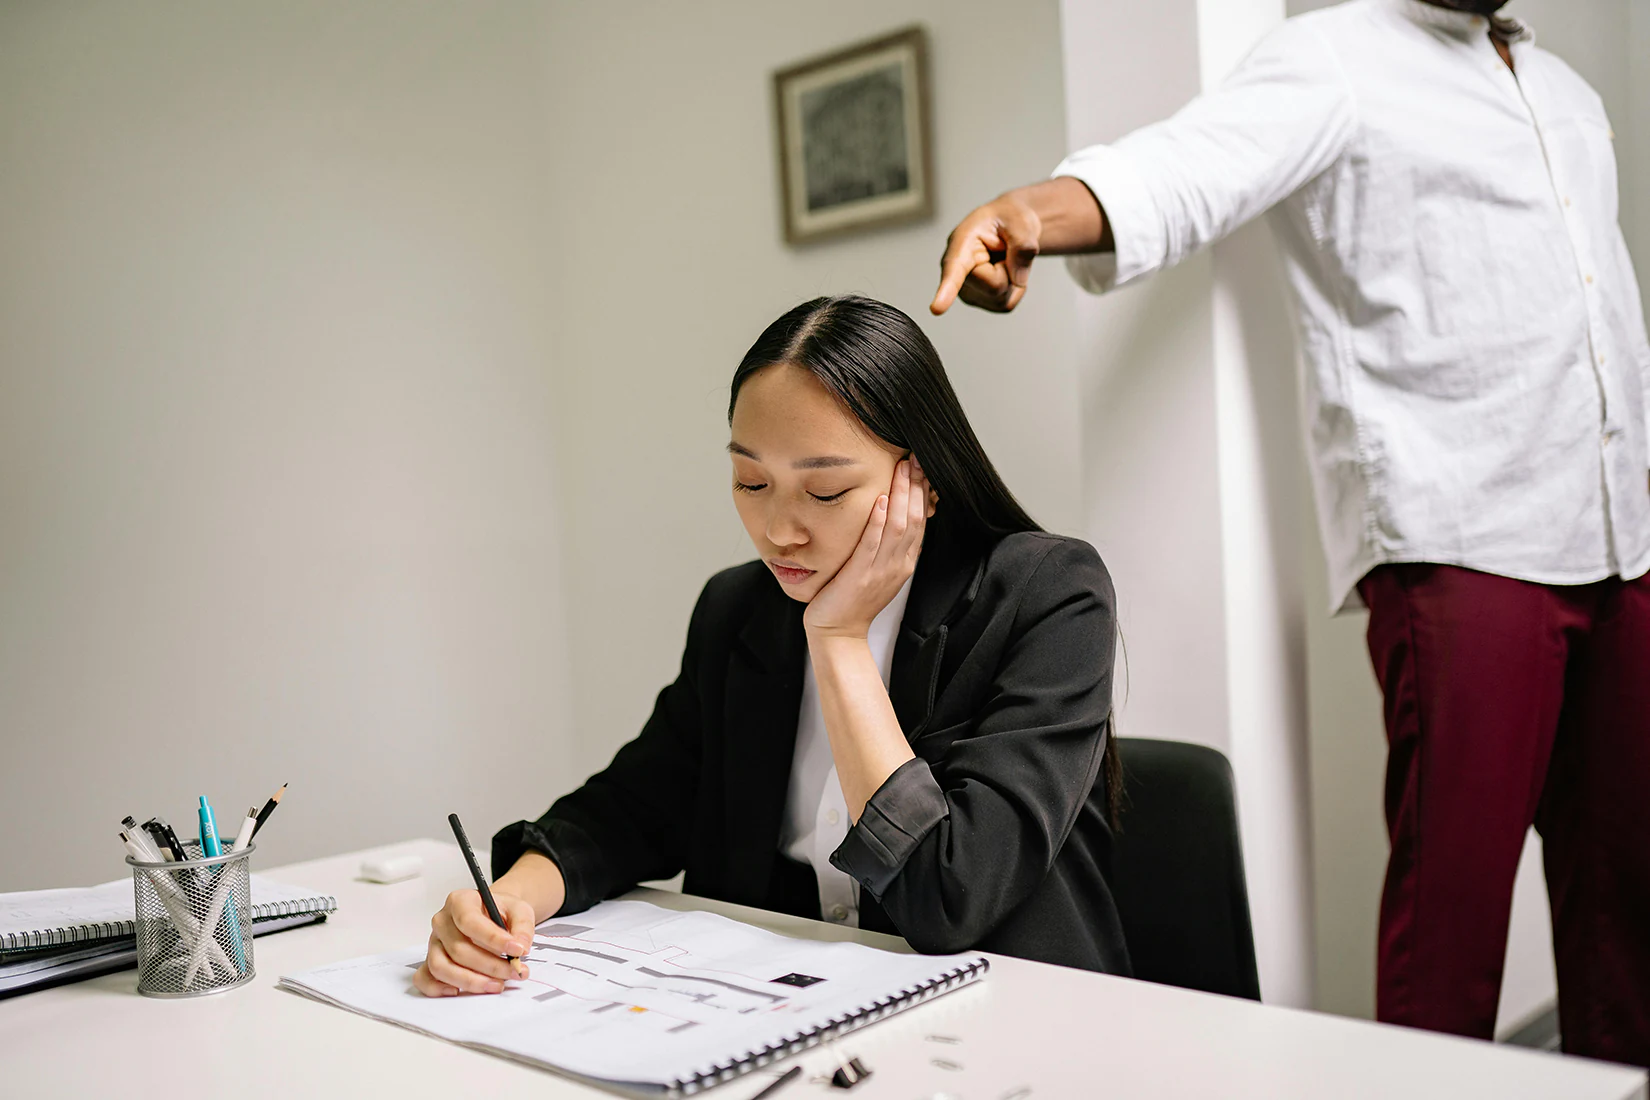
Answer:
[{"left": 278, "top": 899, "right": 986, "bottom": 1095}]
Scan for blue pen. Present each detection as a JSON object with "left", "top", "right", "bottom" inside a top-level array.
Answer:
[{"left": 198, "top": 796, "right": 248, "bottom": 973}]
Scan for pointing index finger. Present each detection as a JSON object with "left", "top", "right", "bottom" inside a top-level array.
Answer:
[
  {"left": 931, "top": 222, "right": 1000, "bottom": 315},
  {"left": 931, "top": 254, "right": 972, "bottom": 315}
]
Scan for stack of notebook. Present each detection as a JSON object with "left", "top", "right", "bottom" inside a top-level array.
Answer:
[{"left": 1, "top": 876, "right": 336, "bottom": 997}]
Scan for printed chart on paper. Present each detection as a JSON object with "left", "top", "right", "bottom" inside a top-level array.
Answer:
[{"left": 279, "top": 899, "right": 984, "bottom": 1090}]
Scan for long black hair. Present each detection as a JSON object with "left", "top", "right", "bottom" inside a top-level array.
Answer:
[
  {"left": 730, "top": 295, "right": 1037, "bottom": 546},
  {"left": 728, "top": 295, "right": 1122, "bottom": 827}
]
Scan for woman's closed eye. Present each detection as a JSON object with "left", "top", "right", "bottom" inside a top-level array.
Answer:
[{"left": 731, "top": 480, "right": 849, "bottom": 504}]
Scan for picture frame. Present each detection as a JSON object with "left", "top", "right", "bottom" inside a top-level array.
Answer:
[{"left": 772, "top": 26, "right": 933, "bottom": 245}]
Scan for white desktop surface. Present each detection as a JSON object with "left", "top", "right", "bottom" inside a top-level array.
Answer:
[{"left": 2, "top": 838, "right": 1644, "bottom": 1100}]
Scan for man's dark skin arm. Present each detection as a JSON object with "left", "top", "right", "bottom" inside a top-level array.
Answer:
[
  {"left": 929, "top": 178, "right": 1111, "bottom": 315},
  {"left": 931, "top": 3, "right": 1513, "bottom": 318}
]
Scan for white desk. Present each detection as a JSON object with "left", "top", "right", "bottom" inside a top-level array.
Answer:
[{"left": 3, "top": 839, "right": 1644, "bottom": 1100}]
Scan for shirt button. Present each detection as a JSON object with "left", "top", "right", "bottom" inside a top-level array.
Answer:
[
  {"left": 1586, "top": 274, "right": 1594, "bottom": 284},
  {"left": 826, "top": 809, "right": 841, "bottom": 826},
  {"left": 1599, "top": 354, "right": 1607, "bottom": 365},
  {"left": 830, "top": 904, "right": 849, "bottom": 921},
  {"left": 1564, "top": 197, "right": 1572, "bottom": 207}
]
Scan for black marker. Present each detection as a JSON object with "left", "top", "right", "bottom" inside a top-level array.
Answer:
[
  {"left": 138, "top": 818, "right": 169, "bottom": 857},
  {"left": 448, "top": 813, "right": 518, "bottom": 965},
  {"left": 143, "top": 816, "right": 186, "bottom": 861}
]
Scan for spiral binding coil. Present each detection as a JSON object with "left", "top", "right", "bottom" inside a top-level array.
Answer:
[{"left": 665, "top": 956, "right": 990, "bottom": 1097}]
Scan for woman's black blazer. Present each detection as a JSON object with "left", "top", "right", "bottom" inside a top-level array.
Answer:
[{"left": 493, "top": 528, "right": 1131, "bottom": 974}]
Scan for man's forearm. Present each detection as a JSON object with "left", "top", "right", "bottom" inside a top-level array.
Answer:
[
  {"left": 1004, "top": 177, "right": 1113, "bottom": 255},
  {"left": 932, "top": 173, "right": 1113, "bottom": 313}
]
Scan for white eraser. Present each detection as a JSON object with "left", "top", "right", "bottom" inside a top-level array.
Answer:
[{"left": 360, "top": 853, "right": 424, "bottom": 884}]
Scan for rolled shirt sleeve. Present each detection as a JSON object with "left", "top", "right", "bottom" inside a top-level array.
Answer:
[{"left": 1054, "top": 15, "right": 1355, "bottom": 293}]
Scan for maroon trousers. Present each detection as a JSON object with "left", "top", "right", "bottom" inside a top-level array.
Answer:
[{"left": 1359, "top": 564, "right": 1650, "bottom": 1067}]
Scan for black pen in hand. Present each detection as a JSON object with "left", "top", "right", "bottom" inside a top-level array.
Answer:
[{"left": 448, "top": 812, "right": 520, "bottom": 966}]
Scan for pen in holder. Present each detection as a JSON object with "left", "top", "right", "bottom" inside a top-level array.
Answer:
[{"left": 127, "top": 841, "right": 255, "bottom": 997}]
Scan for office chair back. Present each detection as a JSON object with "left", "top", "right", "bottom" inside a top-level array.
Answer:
[{"left": 1110, "top": 737, "right": 1261, "bottom": 1000}]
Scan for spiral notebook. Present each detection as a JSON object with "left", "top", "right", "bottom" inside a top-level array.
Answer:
[
  {"left": 279, "top": 898, "right": 986, "bottom": 1096},
  {"left": 0, "top": 910, "right": 329, "bottom": 998},
  {"left": 0, "top": 876, "right": 338, "bottom": 952}
]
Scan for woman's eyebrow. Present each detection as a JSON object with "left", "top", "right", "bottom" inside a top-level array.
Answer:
[{"left": 726, "top": 442, "right": 858, "bottom": 469}]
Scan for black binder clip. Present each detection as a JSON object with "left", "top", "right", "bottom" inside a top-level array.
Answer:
[{"left": 828, "top": 1056, "right": 872, "bottom": 1089}]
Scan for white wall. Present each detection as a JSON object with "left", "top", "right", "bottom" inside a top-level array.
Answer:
[
  {"left": 538, "top": 0, "right": 1084, "bottom": 779},
  {"left": 1060, "top": 0, "right": 1226, "bottom": 811},
  {"left": 0, "top": 1, "right": 577, "bottom": 888},
  {"left": 0, "top": 0, "right": 1092, "bottom": 894},
  {"left": 1060, "top": 0, "right": 1319, "bottom": 1007}
]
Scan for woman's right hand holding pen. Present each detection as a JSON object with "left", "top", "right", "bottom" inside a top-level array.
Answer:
[{"left": 413, "top": 850, "right": 566, "bottom": 997}]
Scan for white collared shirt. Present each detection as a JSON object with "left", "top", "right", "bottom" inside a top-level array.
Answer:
[
  {"left": 779, "top": 577, "right": 913, "bottom": 927},
  {"left": 1055, "top": 0, "right": 1650, "bottom": 612}
]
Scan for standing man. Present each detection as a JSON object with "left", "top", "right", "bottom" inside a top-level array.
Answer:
[{"left": 931, "top": 0, "right": 1650, "bottom": 1067}]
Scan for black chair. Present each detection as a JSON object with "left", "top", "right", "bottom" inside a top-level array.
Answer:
[{"left": 1109, "top": 737, "right": 1261, "bottom": 1000}]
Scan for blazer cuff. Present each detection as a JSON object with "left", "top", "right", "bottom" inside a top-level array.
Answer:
[
  {"left": 491, "top": 816, "right": 600, "bottom": 916},
  {"left": 829, "top": 758, "right": 947, "bottom": 898}
]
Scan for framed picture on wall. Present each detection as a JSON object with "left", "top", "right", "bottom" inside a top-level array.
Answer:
[{"left": 772, "top": 26, "right": 933, "bottom": 245}]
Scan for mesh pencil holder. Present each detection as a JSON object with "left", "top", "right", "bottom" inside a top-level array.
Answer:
[{"left": 127, "top": 841, "right": 256, "bottom": 997}]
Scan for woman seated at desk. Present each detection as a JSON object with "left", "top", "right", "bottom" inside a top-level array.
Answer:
[{"left": 415, "top": 295, "right": 1129, "bottom": 996}]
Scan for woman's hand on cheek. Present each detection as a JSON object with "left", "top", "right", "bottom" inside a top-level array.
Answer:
[{"left": 803, "top": 457, "right": 935, "bottom": 640}]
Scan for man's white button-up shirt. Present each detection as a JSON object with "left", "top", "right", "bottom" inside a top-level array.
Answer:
[{"left": 1055, "top": 0, "right": 1650, "bottom": 611}]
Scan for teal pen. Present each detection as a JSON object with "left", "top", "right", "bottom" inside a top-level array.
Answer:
[
  {"left": 198, "top": 796, "right": 248, "bottom": 973},
  {"left": 198, "top": 795, "right": 221, "bottom": 856}
]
